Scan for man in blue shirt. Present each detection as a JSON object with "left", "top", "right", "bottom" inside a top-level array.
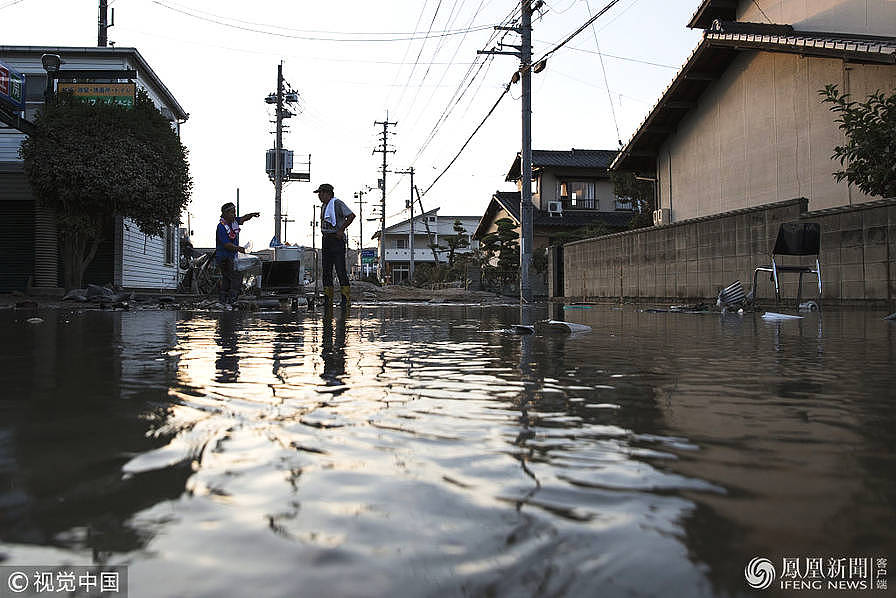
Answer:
[{"left": 215, "top": 202, "right": 259, "bottom": 305}]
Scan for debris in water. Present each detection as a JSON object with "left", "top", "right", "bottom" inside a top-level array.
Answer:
[{"left": 762, "top": 312, "right": 803, "bottom": 321}]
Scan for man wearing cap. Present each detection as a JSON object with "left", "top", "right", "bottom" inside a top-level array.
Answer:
[
  {"left": 215, "top": 202, "right": 260, "bottom": 305},
  {"left": 314, "top": 183, "right": 356, "bottom": 310}
]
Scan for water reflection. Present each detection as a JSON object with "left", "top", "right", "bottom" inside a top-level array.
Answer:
[{"left": 0, "top": 305, "right": 893, "bottom": 597}]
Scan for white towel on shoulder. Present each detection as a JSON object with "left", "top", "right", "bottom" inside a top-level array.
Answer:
[{"left": 324, "top": 199, "right": 337, "bottom": 227}]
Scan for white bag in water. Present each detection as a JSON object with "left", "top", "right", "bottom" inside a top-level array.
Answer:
[
  {"left": 762, "top": 312, "right": 803, "bottom": 321},
  {"left": 541, "top": 320, "right": 592, "bottom": 333}
]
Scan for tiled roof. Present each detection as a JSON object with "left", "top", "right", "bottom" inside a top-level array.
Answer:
[
  {"left": 688, "top": 0, "right": 738, "bottom": 29},
  {"left": 506, "top": 149, "right": 618, "bottom": 181},
  {"left": 534, "top": 210, "right": 633, "bottom": 229},
  {"left": 705, "top": 22, "right": 896, "bottom": 60},
  {"left": 473, "top": 190, "right": 632, "bottom": 238}
]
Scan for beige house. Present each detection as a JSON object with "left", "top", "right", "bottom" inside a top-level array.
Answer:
[{"left": 612, "top": 0, "right": 896, "bottom": 223}]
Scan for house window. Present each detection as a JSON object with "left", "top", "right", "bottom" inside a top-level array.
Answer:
[
  {"left": 396, "top": 238, "right": 408, "bottom": 249},
  {"left": 164, "top": 226, "right": 176, "bottom": 265},
  {"left": 558, "top": 180, "right": 595, "bottom": 209},
  {"left": 428, "top": 216, "right": 436, "bottom": 222},
  {"left": 392, "top": 264, "right": 409, "bottom": 283},
  {"left": 615, "top": 196, "right": 633, "bottom": 211}
]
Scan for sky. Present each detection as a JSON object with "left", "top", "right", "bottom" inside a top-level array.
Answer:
[{"left": 2, "top": 0, "right": 703, "bottom": 251}]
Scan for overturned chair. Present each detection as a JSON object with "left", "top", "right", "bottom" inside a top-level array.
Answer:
[{"left": 750, "top": 222, "right": 821, "bottom": 306}]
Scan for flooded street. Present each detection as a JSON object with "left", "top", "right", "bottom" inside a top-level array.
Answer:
[{"left": 1, "top": 304, "right": 894, "bottom": 597}]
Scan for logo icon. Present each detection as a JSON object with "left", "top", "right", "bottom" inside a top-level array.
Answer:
[{"left": 745, "top": 557, "right": 776, "bottom": 590}]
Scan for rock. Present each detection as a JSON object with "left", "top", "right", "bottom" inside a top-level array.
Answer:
[{"left": 63, "top": 289, "right": 89, "bottom": 302}]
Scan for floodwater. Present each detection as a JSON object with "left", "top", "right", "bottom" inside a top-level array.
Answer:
[{"left": 0, "top": 303, "right": 894, "bottom": 597}]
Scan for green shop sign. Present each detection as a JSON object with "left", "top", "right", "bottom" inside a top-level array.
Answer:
[{"left": 58, "top": 82, "right": 136, "bottom": 108}]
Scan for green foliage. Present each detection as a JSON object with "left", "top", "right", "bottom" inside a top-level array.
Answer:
[
  {"left": 611, "top": 171, "right": 655, "bottom": 229},
  {"left": 20, "top": 89, "right": 192, "bottom": 287},
  {"left": 442, "top": 219, "right": 470, "bottom": 268},
  {"left": 819, "top": 84, "right": 896, "bottom": 198},
  {"left": 479, "top": 217, "right": 519, "bottom": 288}
]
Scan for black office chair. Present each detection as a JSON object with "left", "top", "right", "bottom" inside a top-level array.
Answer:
[{"left": 751, "top": 222, "right": 821, "bottom": 306}]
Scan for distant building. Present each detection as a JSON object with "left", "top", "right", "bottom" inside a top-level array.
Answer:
[
  {"left": 474, "top": 148, "right": 633, "bottom": 245},
  {"left": 473, "top": 148, "right": 634, "bottom": 295},
  {"left": 611, "top": 0, "right": 896, "bottom": 223},
  {"left": 372, "top": 208, "right": 480, "bottom": 283},
  {"left": 0, "top": 46, "right": 188, "bottom": 292}
]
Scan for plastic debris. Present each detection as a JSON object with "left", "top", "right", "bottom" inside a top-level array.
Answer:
[
  {"left": 762, "top": 312, "right": 803, "bottom": 321},
  {"left": 26, "top": 317, "right": 44, "bottom": 324},
  {"left": 884, "top": 312, "right": 896, "bottom": 321},
  {"left": 535, "top": 320, "right": 592, "bottom": 333},
  {"left": 798, "top": 300, "right": 820, "bottom": 312},
  {"left": 512, "top": 325, "right": 535, "bottom": 335}
]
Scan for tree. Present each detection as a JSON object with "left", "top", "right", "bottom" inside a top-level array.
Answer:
[
  {"left": 479, "top": 217, "right": 519, "bottom": 288},
  {"left": 611, "top": 171, "right": 656, "bottom": 229},
  {"left": 819, "top": 84, "right": 896, "bottom": 198},
  {"left": 20, "top": 89, "right": 192, "bottom": 289},
  {"left": 442, "top": 219, "right": 470, "bottom": 268}
]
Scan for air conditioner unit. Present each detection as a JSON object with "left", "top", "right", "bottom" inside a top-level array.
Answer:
[
  {"left": 653, "top": 208, "right": 671, "bottom": 226},
  {"left": 547, "top": 201, "right": 562, "bottom": 216}
]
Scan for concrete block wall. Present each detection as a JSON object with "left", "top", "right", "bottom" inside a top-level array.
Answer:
[{"left": 556, "top": 197, "right": 895, "bottom": 303}]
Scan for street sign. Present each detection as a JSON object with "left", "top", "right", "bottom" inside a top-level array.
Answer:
[
  {"left": 0, "top": 60, "right": 25, "bottom": 111},
  {"left": 57, "top": 82, "right": 136, "bottom": 109},
  {"left": 361, "top": 249, "right": 376, "bottom": 264}
]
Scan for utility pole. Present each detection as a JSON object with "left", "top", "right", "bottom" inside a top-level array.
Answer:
[
  {"left": 373, "top": 115, "right": 396, "bottom": 282},
  {"left": 414, "top": 186, "right": 441, "bottom": 263},
  {"left": 478, "top": 0, "right": 534, "bottom": 304},
  {"left": 310, "top": 204, "right": 318, "bottom": 295},
  {"left": 98, "top": 0, "right": 111, "bottom": 47},
  {"left": 274, "top": 62, "right": 284, "bottom": 244},
  {"left": 396, "top": 168, "right": 415, "bottom": 280},
  {"left": 282, "top": 215, "right": 294, "bottom": 242},
  {"left": 353, "top": 188, "right": 368, "bottom": 279},
  {"left": 519, "top": 0, "right": 533, "bottom": 304}
]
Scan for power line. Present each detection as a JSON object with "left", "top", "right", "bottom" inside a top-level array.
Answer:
[
  {"left": 585, "top": 0, "right": 622, "bottom": 147},
  {"left": 0, "top": 0, "right": 26, "bottom": 10},
  {"left": 535, "top": 0, "right": 621, "bottom": 64},
  {"left": 752, "top": 0, "right": 773, "bottom": 24},
  {"left": 151, "top": 0, "right": 495, "bottom": 42},
  {"left": 420, "top": 83, "right": 511, "bottom": 197},
  {"left": 547, "top": 43, "right": 678, "bottom": 68}
]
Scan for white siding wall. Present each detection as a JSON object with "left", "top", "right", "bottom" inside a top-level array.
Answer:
[
  {"left": 120, "top": 218, "right": 179, "bottom": 290},
  {"left": 658, "top": 52, "right": 896, "bottom": 220},
  {"left": 737, "top": 0, "right": 896, "bottom": 37}
]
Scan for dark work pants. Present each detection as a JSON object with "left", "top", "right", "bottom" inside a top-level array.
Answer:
[
  {"left": 321, "top": 234, "right": 349, "bottom": 289},
  {"left": 218, "top": 257, "right": 242, "bottom": 302}
]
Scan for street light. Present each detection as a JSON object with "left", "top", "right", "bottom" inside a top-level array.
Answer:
[{"left": 40, "top": 54, "right": 61, "bottom": 105}]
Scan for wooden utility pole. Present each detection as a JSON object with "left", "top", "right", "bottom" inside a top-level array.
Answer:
[{"left": 373, "top": 115, "right": 396, "bottom": 282}]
